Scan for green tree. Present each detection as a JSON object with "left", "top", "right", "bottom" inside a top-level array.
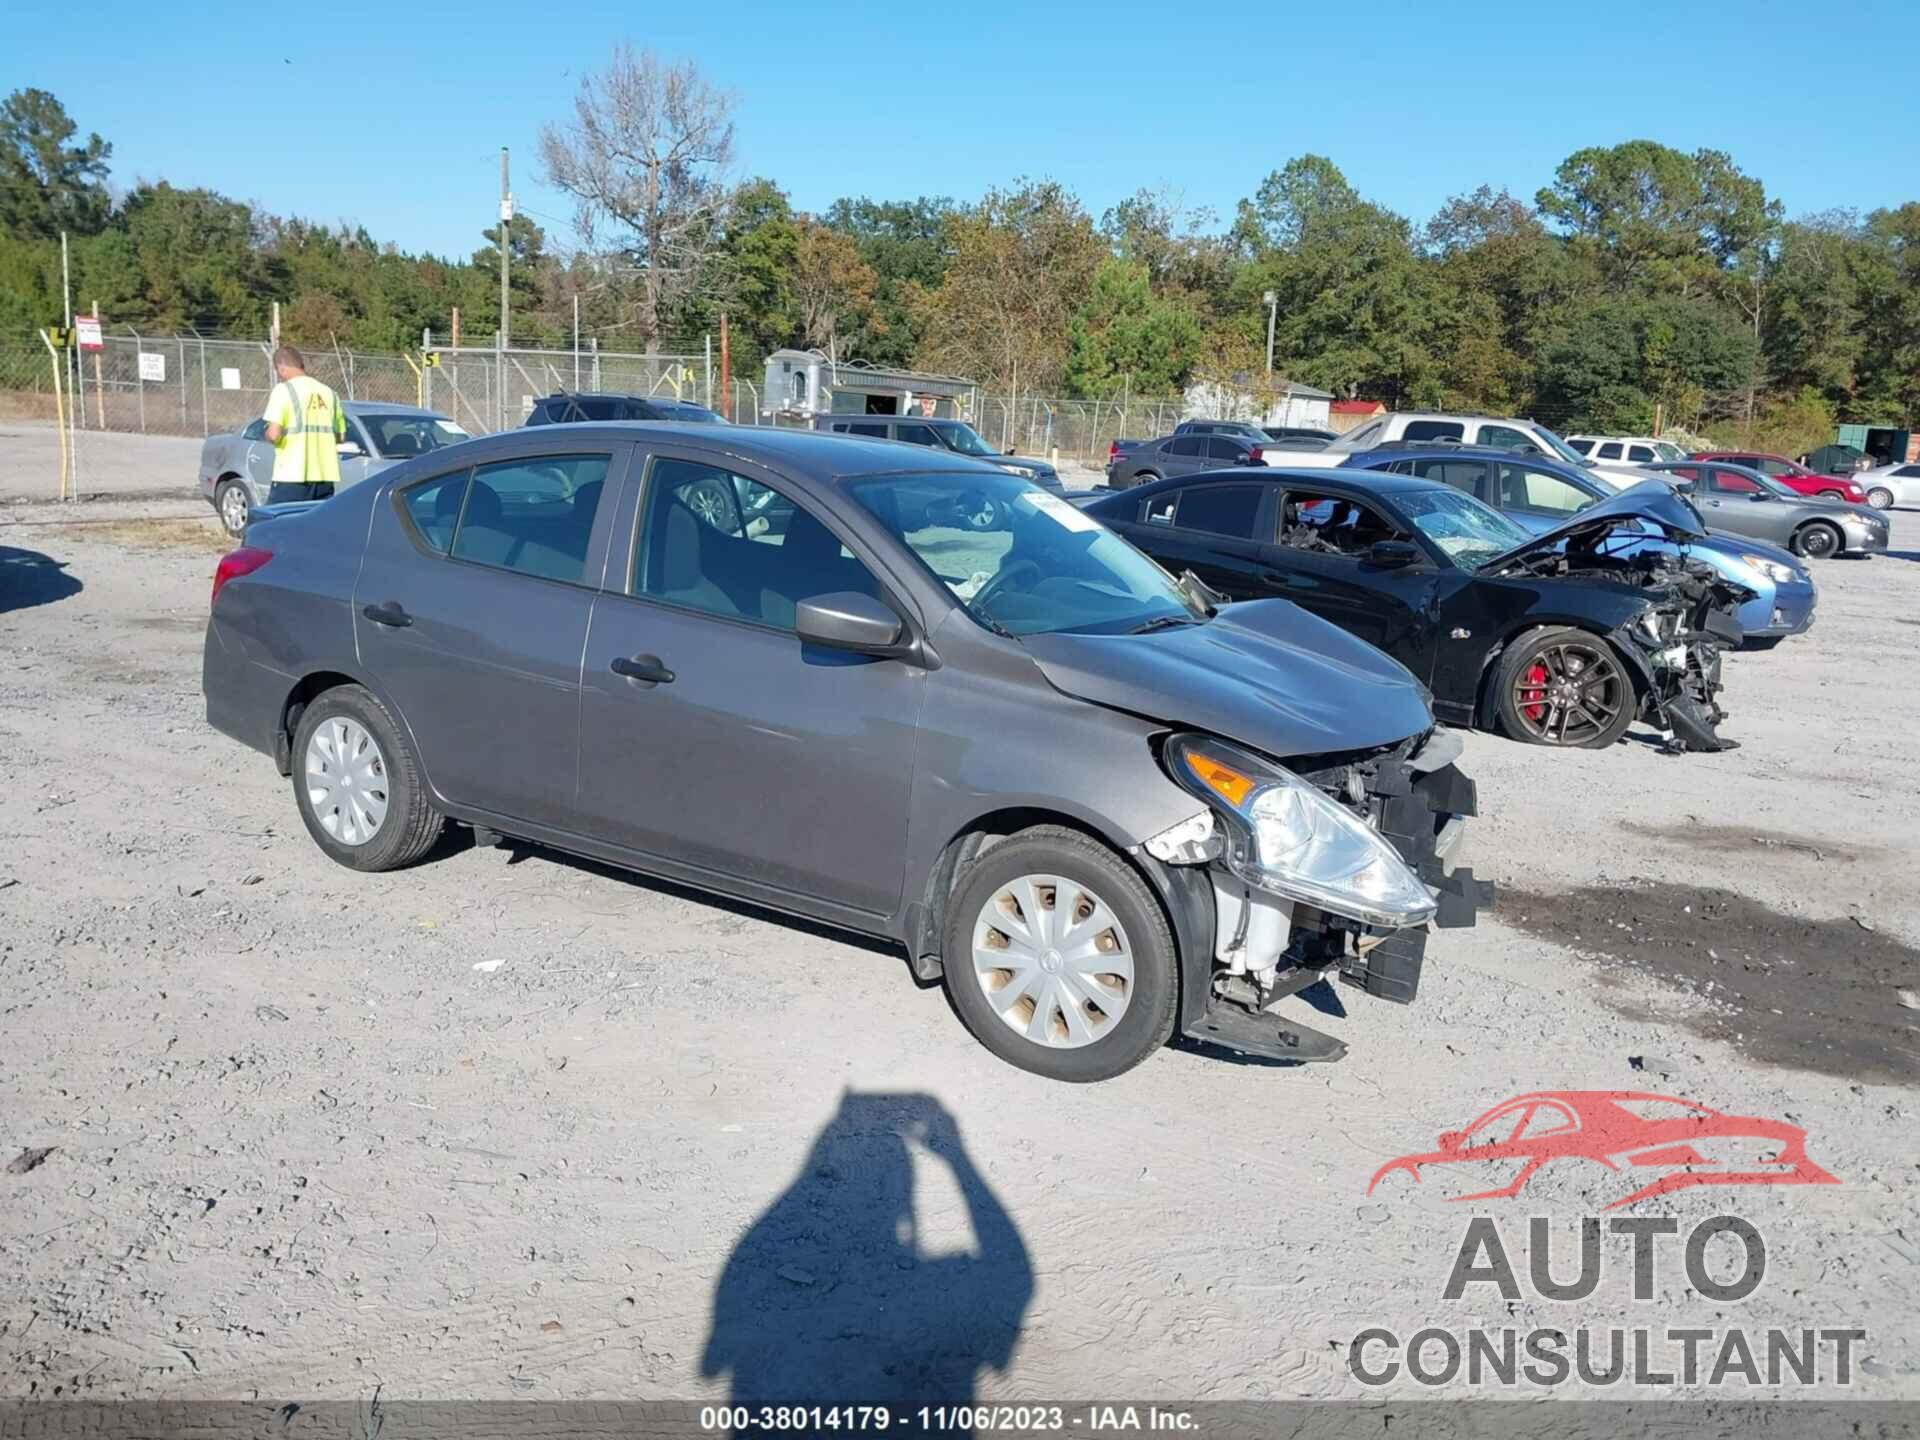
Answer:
[
  {"left": 821, "top": 195, "right": 955, "bottom": 366},
  {"left": 1063, "top": 258, "right": 1204, "bottom": 397},
  {"left": 0, "top": 88, "right": 113, "bottom": 239}
]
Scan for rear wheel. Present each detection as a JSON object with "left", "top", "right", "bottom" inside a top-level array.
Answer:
[
  {"left": 292, "top": 684, "right": 444, "bottom": 872},
  {"left": 1791, "top": 521, "right": 1841, "bottom": 559},
  {"left": 1125, "top": 470, "right": 1159, "bottom": 491},
  {"left": 1494, "top": 628, "right": 1637, "bottom": 749},
  {"left": 1866, "top": 486, "right": 1894, "bottom": 510},
  {"left": 216, "top": 479, "right": 251, "bottom": 537},
  {"left": 942, "top": 826, "right": 1177, "bottom": 1082}
]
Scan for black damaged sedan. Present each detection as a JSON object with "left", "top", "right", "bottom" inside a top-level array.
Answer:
[{"left": 1085, "top": 473, "right": 1754, "bottom": 752}]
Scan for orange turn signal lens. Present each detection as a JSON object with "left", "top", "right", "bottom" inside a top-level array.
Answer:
[{"left": 1183, "top": 751, "right": 1257, "bottom": 808}]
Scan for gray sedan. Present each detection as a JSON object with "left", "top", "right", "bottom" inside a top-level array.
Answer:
[
  {"left": 1110, "top": 432, "right": 1263, "bottom": 488},
  {"left": 202, "top": 424, "right": 1488, "bottom": 1081},
  {"left": 198, "top": 403, "right": 470, "bottom": 536},
  {"left": 1651, "top": 460, "right": 1889, "bottom": 558}
]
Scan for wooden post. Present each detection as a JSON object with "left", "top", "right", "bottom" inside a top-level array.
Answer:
[{"left": 1653, "top": 402, "right": 1664, "bottom": 439}]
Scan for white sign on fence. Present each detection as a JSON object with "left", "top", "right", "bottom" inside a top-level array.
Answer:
[
  {"left": 138, "top": 352, "right": 166, "bottom": 383},
  {"left": 76, "top": 317, "right": 103, "bottom": 351},
  {"left": 220, "top": 368, "right": 242, "bottom": 390}
]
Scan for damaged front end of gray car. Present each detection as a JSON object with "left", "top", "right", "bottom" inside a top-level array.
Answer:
[{"left": 1140, "top": 727, "right": 1492, "bottom": 1064}]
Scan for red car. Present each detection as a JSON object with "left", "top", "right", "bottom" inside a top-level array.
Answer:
[
  {"left": 1691, "top": 451, "right": 1869, "bottom": 504},
  {"left": 1367, "top": 1090, "right": 1838, "bottom": 1210}
]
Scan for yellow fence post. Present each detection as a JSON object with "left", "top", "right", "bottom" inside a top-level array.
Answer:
[
  {"left": 40, "top": 327, "right": 70, "bottom": 500},
  {"left": 402, "top": 353, "right": 423, "bottom": 407}
]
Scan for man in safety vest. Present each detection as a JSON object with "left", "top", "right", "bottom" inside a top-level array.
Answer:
[{"left": 261, "top": 345, "right": 347, "bottom": 503}]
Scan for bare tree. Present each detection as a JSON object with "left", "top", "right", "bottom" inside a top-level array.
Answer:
[{"left": 540, "top": 46, "right": 736, "bottom": 355}]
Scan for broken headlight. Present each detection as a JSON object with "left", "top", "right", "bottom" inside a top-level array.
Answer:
[
  {"left": 1738, "top": 553, "right": 1798, "bottom": 585},
  {"left": 1163, "top": 734, "right": 1437, "bottom": 929}
]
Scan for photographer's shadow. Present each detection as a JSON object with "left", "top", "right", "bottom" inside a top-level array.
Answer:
[{"left": 701, "top": 1092, "right": 1032, "bottom": 1409}]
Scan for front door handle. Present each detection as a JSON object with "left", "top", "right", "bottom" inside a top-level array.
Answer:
[
  {"left": 1260, "top": 568, "right": 1297, "bottom": 586},
  {"left": 610, "top": 653, "right": 675, "bottom": 685},
  {"left": 362, "top": 601, "right": 411, "bottom": 628}
]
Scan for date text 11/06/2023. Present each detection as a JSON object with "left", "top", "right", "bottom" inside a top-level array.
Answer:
[{"left": 698, "top": 1405, "right": 1198, "bottom": 1432}]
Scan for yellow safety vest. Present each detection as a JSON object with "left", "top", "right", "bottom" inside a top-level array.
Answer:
[{"left": 264, "top": 374, "right": 345, "bottom": 486}]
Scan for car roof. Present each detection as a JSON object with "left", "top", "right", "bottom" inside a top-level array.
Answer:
[
  {"left": 461, "top": 421, "right": 1003, "bottom": 483},
  {"left": 1110, "top": 465, "right": 1451, "bottom": 499},
  {"left": 345, "top": 402, "right": 442, "bottom": 418}
]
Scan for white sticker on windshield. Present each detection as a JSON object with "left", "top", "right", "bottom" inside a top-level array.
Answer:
[
  {"left": 1019, "top": 490, "right": 1099, "bottom": 533},
  {"left": 443, "top": 424, "right": 470, "bottom": 436}
]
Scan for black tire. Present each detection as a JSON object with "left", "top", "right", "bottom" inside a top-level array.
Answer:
[
  {"left": 1121, "top": 470, "right": 1158, "bottom": 491},
  {"left": 1790, "top": 521, "right": 1841, "bottom": 559},
  {"left": 216, "top": 479, "right": 252, "bottom": 538},
  {"left": 1866, "top": 487, "right": 1894, "bottom": 510},
  {"left": 291, "top": 684, "right": 444, "bottom": 872},
  {"left": 941, "top": 825, "right": 1177, "bottom": 1082},
  {"left": 1493, "top": 627, "right": 1638, "bottom": 749}
]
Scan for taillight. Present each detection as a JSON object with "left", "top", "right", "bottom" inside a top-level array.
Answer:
[
  {"left": 1247, "top": 444, "right": 1264, "bottom": 463},
  {"left": 212, "top": 546, "right": 273, "bottom": 608},
  {"left": 1108, "top": 442, "right": 1122, "bottom": 460}
]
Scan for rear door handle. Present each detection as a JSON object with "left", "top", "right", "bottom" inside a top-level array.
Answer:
[
  {"left": 610, "top": 653, "right": 675, "bottom": 685},
  {"left": 1260, "top": 568, "right": 1297, "bottom": 586},
  {"left": 362, "top": 601, "right": 411, "bottom": 628}
]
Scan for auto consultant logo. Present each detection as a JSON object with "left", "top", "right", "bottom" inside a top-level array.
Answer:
[{"left": 1366, "top": 1090, "right": 1838, "bottom": 1210}]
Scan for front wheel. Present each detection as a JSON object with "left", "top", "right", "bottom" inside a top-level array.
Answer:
[
  {"left": 942, "top": 826, "right": 1177, "bottom": 1082},
  {"left": 292, "top": 684, "right": 444, "bottom": 872},
  {"left": 1866, "top": 487, "right": 1894, "bottom": 510},
  {"left": 216, "top": 479, "right": 252, "bottom": 537},
  {"left": 1791, "top": 521, "right": 1841, "bottom": 559},
  {"left": 1494, "top": 628, "right": 1637, "bottom": 749}
]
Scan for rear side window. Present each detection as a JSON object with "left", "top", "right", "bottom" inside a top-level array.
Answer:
[
  {"left": 446, "top": 454, "right": 609, "bottom": 584},
  {"left": 1408, "top": 459, "right": 1486, "bottom": 498},
  {"left": 1565, "top": 438, "right": 1595, "bottom": 455},
  {"left": 1898, "top": 465, "right": 1920, "bottom": 478},
  {"left": 847, "top": 422, "right": 888, "bottom": 438},
  {"left": 1402, "top": 421, "right": 1464, "bottom": 443},
  {"left": 1596, "top": 442, "right": 1623, "bottom": 460},
  {"left": 1170, "top": 435, "right": 1208, "bottom": 457},
  {"left": 1167, "top": 484, "right": 1262, "bottom": 538},
  {"left": 402, "top": 469, "right": 472, "bottom": 554}
]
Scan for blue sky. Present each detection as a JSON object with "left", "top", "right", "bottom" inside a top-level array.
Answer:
[{"left": 11, "top": 0, "right": 1919, "bottom": 260}]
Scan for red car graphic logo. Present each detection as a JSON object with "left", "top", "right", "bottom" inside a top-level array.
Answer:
[{"left": 1367, "top": 1091, "right": 1838, "bottom": 1210}]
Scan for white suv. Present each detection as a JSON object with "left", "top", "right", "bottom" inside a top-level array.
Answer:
[
  {"left": 1566, "top": 435, "right": 1691, "bottom": 468},
  {"left": 1281, "top": 411, "right": 1657, "bottom": 487}
]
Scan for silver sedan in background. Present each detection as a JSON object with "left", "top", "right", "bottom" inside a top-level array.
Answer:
[{"left": 198, "top": 403, "right": 470, "bottom": 536}]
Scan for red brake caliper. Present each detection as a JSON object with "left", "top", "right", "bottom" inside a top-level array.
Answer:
[{"left": 1520, "top": 662, "right": 1549, "bottom": 722}]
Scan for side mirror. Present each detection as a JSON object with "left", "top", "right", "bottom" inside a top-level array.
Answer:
[
  {"left": 795, "top": 591, "right": 905, "bottom": 653},
  {"left": 1749, "top": 490, "right": 1772, "bottom": 501},
  {"left": 1367, "top": 539, "right": 1422, "bottom": 567},
  {"left": 338, "top": 442, "right": 366, "bottom": 458},
  {"left": 1004, "top": 446, "right": 1017, "bottom": 455}
]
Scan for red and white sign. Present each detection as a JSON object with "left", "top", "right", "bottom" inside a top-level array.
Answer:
[{"left": 75, "top": 317, "right": 103, "bottom": 351}]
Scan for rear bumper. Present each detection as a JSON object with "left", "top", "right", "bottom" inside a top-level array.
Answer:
[{"left": 202, "top": 618, "right": 287, "bottom": 760}]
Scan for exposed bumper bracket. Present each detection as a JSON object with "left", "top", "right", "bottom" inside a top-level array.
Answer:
[{"left": 1181, "top": 996, "right": 1348, "bottom": 1064}]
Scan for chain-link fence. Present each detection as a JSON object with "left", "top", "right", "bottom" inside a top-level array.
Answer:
[{"left": 1, "top": 330, "right": 1196, "bottom": 474}]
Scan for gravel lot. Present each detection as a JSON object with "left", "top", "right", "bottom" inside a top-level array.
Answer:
[{"left": 1, "top": 428, "right": 1916, "bottom": 1406}]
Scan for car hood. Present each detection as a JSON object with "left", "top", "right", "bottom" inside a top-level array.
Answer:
[
  {"left": 1000, "top": 453, "right": 1057, "bottom": 474},
  {"left": 1020, "top": 599, "right": 1434, "bottom": 759},
  {"left": 1484, "top": 481, "right": 1705, "bottom": 568}
]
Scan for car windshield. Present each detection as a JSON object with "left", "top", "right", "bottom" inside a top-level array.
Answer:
[
  {"left": 357, "top": 413, "right": 468, "bottom": 456},
  {"left": 1535, "top": 429, "right": 1595, "bottom": 467},
  {"left": 1396, "top": 488, "right": 1533, "bottom": 569},
  {"left": 928, "top": 421, "right": 999, "bottom": 457},
  {"left": 848, "top": 472, "right": 1196, "bottom": 637}
]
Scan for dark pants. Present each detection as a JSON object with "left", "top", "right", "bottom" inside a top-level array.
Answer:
[{"left": 266, "top": 481, "right": 335, "bottom": 505}]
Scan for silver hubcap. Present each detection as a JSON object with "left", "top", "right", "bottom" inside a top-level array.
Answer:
[
  {"left": 305, "top": 717, "right": 390, "bottom": 845},
  {"left": 1869, "top": 489, "right": 1892, "bottom": 509},
  {"left": 972, "top": 874, "right": 1134, "bottom": 1049},
  {"left": 220, "top": 485, "right": 249, "bottom": 531}
]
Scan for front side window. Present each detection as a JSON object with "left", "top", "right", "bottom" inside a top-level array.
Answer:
[
  {"left": 1627, "top": 445, "right": 1657, "bottom": 463},
  {"left": 1279, "top": 491, "right": 1408, "bottom": 557},
  {"left": 447, "top": 454, "right": 609, "bottom": 583},
  {"left": 1402, "top": 420, "right": 1465, "bottom": 443},
  {"left": 1710, "top": 467, "right": 1762, "bottom": 495},
  {"left": 360, "top": 413, "right": 468, "bottom": 458},
  {"left": 1170, "top": 435, "right": 1208, "bottom": 457},
  {"left": 927, "top": 422, "right": 998, "bottom": 458},
  {"left": 895, "top": 423, "right": 941, "bottom": 447},
  {"left": 1755, "top": 458, "right": 1792, "bottom": 476},
  {"left": 1496, "top": 464, "right": 1589, "bottom": 517},
  {"left": 848, "top": 473, "right": 1193, "bottom": 638},
  {"left": 633, "top": 458, "right": 881, "bottom": 631}
]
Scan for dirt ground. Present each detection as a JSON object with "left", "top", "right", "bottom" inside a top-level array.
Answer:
[{"left": 0, "top": 429, "right": 1916, "bottom": 1408}]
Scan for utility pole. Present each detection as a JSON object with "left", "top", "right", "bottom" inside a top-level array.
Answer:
[
  {"left": 719, "top": 313, "right": 730, "bottom": 421},
  {"left": 498, "top": 148, "right": 512, "bottom": 349},
  {"left": 61, "top": 231, "right": 77, "bottom": 461},
  {"left": 1263, "top": 289, "right": 1277, "bottom": 378}
]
